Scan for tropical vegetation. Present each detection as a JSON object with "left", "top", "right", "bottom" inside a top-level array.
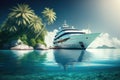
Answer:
[{"left": 0, "top": 4, "right": 56, "bottom": 49}]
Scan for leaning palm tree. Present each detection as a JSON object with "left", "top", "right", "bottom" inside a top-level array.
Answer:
[
  {"left": 34, "top": 8, "right": 57, "bottom": 40},
  {"left": 42, "top": 8, "right": 56, "bottom": 25},
  {"left": 35, "top": 24, "right": 47, "bottom": 39},
  {"left": 35, "top": 8, "right": 56, "bottom": 39},
  {"left": 28, "top": 16, "right": 43, "bottom": 38},
  {"left": 29, "top": 16, "right": 43, "bottom": 33}
]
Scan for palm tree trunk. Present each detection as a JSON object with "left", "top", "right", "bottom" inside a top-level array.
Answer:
[{"left": 35, "top": 24, "right": 46, "bottom": 40}]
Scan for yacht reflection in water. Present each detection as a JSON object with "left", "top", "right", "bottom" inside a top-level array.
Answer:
[{"left": 54, "top": 49, "right": 85, "bottom": 70}]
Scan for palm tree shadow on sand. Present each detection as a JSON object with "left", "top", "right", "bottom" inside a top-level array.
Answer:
[{"left": 54, "top": 49, "right": 85, "bottom": 71}]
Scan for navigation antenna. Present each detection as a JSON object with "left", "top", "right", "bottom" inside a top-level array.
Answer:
[
  {"left": 87, "top": 24, "right": 91, "bottom": 33},
  {"left": 63, "top": 20, "right": 69, "bottom": 28}
]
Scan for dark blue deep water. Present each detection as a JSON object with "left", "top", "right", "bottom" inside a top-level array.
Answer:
[{"left": 0, "top": 49, "right": 120, "bottom": 80}]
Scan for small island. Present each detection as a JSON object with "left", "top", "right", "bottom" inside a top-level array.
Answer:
[
  {"left": 0, "top": 4, "right": 56, "bottom": 50},
  {"left": 96, "top": 45, "right": 116, "bottom": 49}
]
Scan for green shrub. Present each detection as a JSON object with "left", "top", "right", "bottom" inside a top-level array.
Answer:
[
  {"left": 30, "top": 38, "right": 36, "bottom": 47},
  {"left": 36, "top": 39, "right": 46, "bottom": 46},
  {"left": 20, "top": 34, "right": 28, "bottom": 45}
]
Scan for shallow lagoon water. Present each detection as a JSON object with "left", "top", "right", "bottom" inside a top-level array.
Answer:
[{"left": 0, "top": 49, "right": 120, "bottom": 80}]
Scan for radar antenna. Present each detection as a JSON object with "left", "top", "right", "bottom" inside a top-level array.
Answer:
[{"left": 63, "top": 20, "right": 69, "bottom": 28}]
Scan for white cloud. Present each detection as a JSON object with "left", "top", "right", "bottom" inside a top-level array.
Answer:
[
  {"left": 89, "top": 33, "right": 120, "bottom": 48},
  {"left": 80, "top": 29, "right": 92, "bottom": 34},
  {"left": 45, "top": 29, "right": 58, "bottom": 47},
  {"left": 111, "top": 37, "right": 120, "bottom": 48}
]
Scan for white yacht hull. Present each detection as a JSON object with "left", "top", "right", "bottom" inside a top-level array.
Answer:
[{"left": 54, "top": 33, "right": 100, "bottom": 49}]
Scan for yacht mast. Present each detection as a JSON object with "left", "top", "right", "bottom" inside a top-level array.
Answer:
[{"left": 63, "top": 20, "right": 69, "bottom": 28}]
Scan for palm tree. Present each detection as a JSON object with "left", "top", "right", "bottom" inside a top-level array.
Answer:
[
  {"left": 3, "top": 4, "right": 39, "bottom": 39},
  {"left": 2, "top": 4, "right": 43, "bottom": 37},
  {"left": 1, "top": 19, "right": 17, "bottom": 32},
  {"left": 27, "top": 16, "right": 44, "bottom": 38},
  {"left": 29, "top": 16, "right": 43, "bottom": 33},
  {"left": 42, "top": 8, "right": 56, "bottom": 25},
  {"left": 35, "top": 24, "right": 47, "bottom": 39},
  {"left": 1, "top": 4, "right": 57, "bottom": 47},
  {"left": 8, "top": 4, "right": 36, "bottom": 26},
  {"left": 34, "top": 8, "right": 56, "bottom": 40}
]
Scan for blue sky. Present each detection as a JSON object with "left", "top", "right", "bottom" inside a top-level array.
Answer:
[{"left": 0, "top": 0, "right": 120, "bottom": 38}]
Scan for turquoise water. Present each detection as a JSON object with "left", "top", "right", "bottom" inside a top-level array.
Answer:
[{"left": 0, "top": 49, "right": 120, "bottom": 80}]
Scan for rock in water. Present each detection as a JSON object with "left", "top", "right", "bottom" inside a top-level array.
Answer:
[
  {"left": 10, "top": 39, "right": 33, "bottom": 50},
  {"left": 10, "top": 39, "right": 23, "bottom": 47},
  {"left": 11, "top": 44, "right": 33, "bottom": 50}
]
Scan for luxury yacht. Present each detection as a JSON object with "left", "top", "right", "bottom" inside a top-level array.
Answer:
[{"left": 53, "top": 21, "right": 100, "bottom": 49}]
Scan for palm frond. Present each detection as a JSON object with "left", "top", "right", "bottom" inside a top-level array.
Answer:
[
  {"left": 42, "top": 8, "right": 56, "bottom": 25},
  {"left": 8, "top": 4, "right": 35, "bottom": 26}
]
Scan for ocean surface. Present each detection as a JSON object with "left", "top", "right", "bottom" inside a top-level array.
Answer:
[{"left": 0, "top": 49, "right": 120, "bottom": 80}]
